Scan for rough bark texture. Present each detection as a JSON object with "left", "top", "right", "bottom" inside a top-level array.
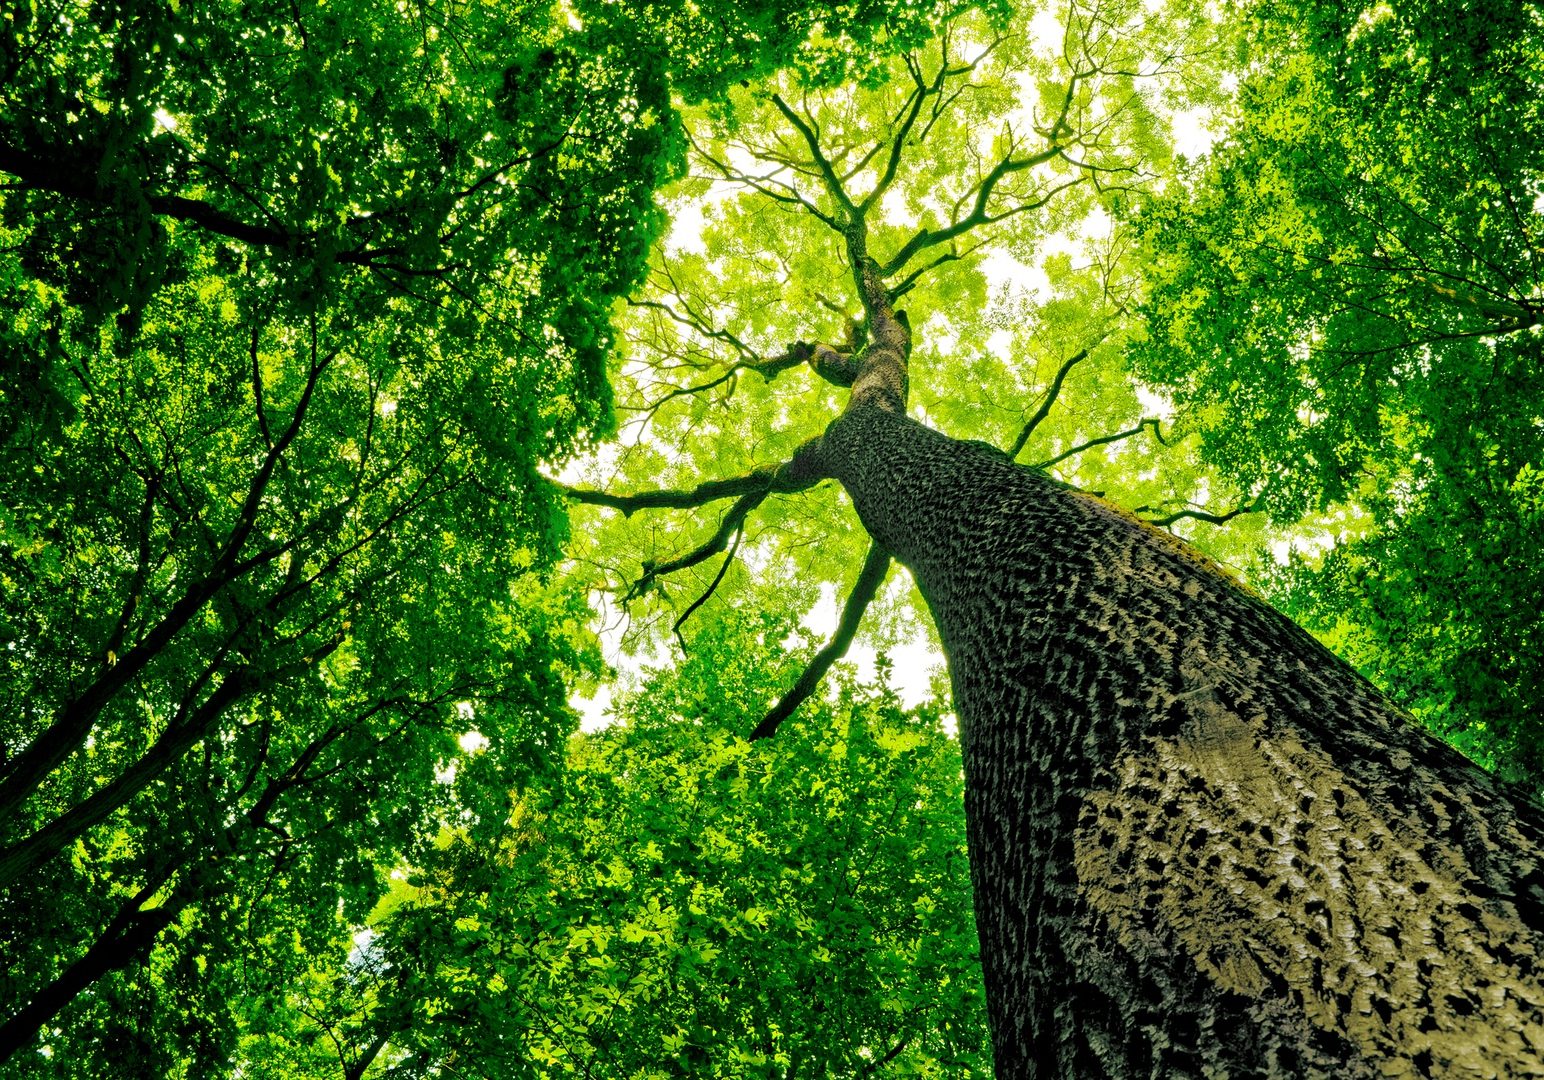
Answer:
[{"left": 820, "top": 403, "right": 1544, "bottom": 1078}]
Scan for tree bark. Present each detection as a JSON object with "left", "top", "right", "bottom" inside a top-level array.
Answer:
[{"left": 818, "top": 403, "right": 1544, "bottom": 1077}]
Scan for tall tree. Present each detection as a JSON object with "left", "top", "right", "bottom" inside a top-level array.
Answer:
[{"left": 565, "top": 2, "right": 1544, "bottom": 1073}]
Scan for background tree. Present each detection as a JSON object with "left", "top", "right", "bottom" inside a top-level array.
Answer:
[
  {"left": 1136, "top": 0, "right": 1544, "bottom": 786},
  {"left": 229, "top": 613, "right": 988, "bottom": 1078},
  {"left": 0, "top": 0, "right": 976, "bottom": 1066}
]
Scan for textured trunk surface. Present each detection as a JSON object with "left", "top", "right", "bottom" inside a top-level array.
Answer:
[{"left": 822, "top": 404, "right": 1544, "bottom": 1078}]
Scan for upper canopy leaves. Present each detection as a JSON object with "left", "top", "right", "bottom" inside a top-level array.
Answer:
[{"left": 563, "top": 0, "right": 1261, "bottom": 670}]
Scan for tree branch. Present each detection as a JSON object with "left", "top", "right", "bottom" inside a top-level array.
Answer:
[
  {"left": 618, "top": 323, "right": 814, "bottom": 414},
  {"left": 688, "top": 132, "right": 842, "bottom": 231},
  {"left": 880, "top": 142, "right": 1068, "bottom": 276},
  {"left": 750, "top": 543, "right": 891, "bottom": 741},
  {"left": 0, "top": 332, "right": 339, "bottom": 823},
  {"left": 857, "top": 56, "right": 936, "bottom": 215},
  {"left": 809, "top": 342, "right": 861, "bottom": 387},
  {"left": 1007, "top": 340, "right": 1105, "bottom": 460},
  {"left": 564, "top": 468, "right": 781, "bottom": 516},
  {"left": 0, "top": 135, "right": 555, "bottom": 271},
  {"left": 672, "top": 523, "right": 743, "bottom": 651},
  {"left": 627, "top": 491, "right": 766, "bottom": 602},
  {"left": 888, "top": 242, "right": 984, "bottom": 303},
  {"left": 770, "top": 94, "right": 858, "bottom": 219},
  {"left": 1033, "top": 417, "right": 1163, "bottom": 471},
  {"left": 1139, "top": 499, "right": 1261, "bottom": 528}
]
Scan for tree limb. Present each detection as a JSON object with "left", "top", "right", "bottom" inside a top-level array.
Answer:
[
  {"left": 0, "top": 332, "right": 339, "bottom": 822},
  {"left": 0, "top": 136, "right": 554, "bottom": 272},
  {"left": 688, "top": 133, "right": 842, "bottom": 231},
  {"left": 809, "top": 342, "right": 861, "bottom": 387},
  {"left": 627, "top": 491, "right": 766, "bottom": 602},
  {"left": 1007, "top": 340, "right": 1105, "bottom": 460},
  {"left": 1139, "top": 499, "right": 1261, "bottom": 528},
  {"left": 750, "top": 543, "right": 891, "bottom": 741},
  {"left": 672, "top": 523, "right": 743, "bottom": 651},
  {"left": 888, "top": 242, "right": 984, "bottom": 303},
  {"left": 564, "top": 467, "right": 782, "bottom": 516},
  {"left": 618, "top": 326, "right": 815, "bottom": 414},
  {"left": 1032, "top": 417, "right": 1163, "bottom": 470},
  {"left": 770, "top": 94, "right": 858, "bottom": 219},
  {"left": 857, "top": 56, "right": 938, "bottom": 216},
  {"left": 880, "top": 142, "right": 1068, "bottom": 276}
]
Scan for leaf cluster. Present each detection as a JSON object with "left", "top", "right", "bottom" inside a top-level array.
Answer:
[{"left": 230, "top": 611, "right": 990, "bottom": 1078}]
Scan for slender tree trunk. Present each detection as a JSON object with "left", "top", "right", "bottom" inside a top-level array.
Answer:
[{"left": 819, "top": 403, "right": 1544, "bottom": 1077}]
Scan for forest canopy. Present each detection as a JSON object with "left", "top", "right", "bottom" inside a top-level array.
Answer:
[{"left": 1, "top": 0, "right": 1541, "bottom": 1074}]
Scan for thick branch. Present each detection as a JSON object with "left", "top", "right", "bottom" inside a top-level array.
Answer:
[
  {"left": 889, "top": 243, "right": 982, "bottom": 302},
  {"left": 621, "top": 333, "right": 815, "bottom": 414},
  {"left": 565, "top": 468, "right": 781, "bottom": 516},
  {"left": 0, "top": 612, "right": 345, "bottom": 891},
  {"left": 749, "top": 543, "right": 891, "bottom": 741},
  {"left": 810, "top": 342, "right": 861, "bottom": 387},
  {"left": 880, "top": 143, "right": 1067, "bottom": 276},
  {"left": 858, "top": 57, "right": 937, "bottom": 215},
  {"left": 688, "top": 133, "right": 842, "bottom": 231},
  {"left": 344, "top": 1028, "right": 396, "bottom": 1080},
  {"left": 0, "top": 337, "right": 337, "bottom": 822},
  {"left": 0, "top": 138, "right": 549, "bottom": 271},
  {"left": 0, "top": 880, "right": 180, "bottom": 1062}
]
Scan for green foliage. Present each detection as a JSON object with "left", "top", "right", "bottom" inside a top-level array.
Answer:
[
  {"left": 1134, "top": 0, "right": 1544, "bottom": 782},
  {"left": 576, "top": 0, "right": 1014, "bottom": 96},
  {"left": 565, "top": 0, "right": 1260, "bottom": 664},
  {"left": 1259, "top": 387, "right": 1544, "bottom": 792},
  {"left": 13, "top": 0, "right": 1540, "bottom": 1069},
  {"left": 0, "top": 0, "right": 998, "bottom": 1069},
  {"left": 232, "top": 612, "right": 989, "bottom": 1078}
]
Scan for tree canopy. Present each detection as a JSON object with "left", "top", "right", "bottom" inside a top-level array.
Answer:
[
  {"left": 1136, "top": 0, "right": 1544, "bottom": 784},
  {"left": 229, "top": 615, "right": 987, "bottom": 1078},
  {"left": 0, "top": 0, "right": 979, "bottom": 1066},
  {"left": 4, "top": 0, "right": 1543, "bottom": 1072}
]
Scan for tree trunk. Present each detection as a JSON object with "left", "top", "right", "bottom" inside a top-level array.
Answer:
[{"left": 820, "top": 403, "right": 1544, "bottom": 1077}]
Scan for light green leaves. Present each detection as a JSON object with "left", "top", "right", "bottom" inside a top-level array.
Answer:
[{"left": 287, "top": 610, "right": 991, "bottom": 1079}]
